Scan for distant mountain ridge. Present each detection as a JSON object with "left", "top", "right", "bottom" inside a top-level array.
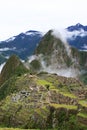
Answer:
[
  {"left": 67, "top": 23, "right": 87, "bottom": 31},
  {"left": 0, "top": 30, "right": 43, "bottom": 64},
  {"left": 0, "top": 23, "right": 87, "bottom": 66},
  {"left": 66, "top": 23, "right": 87, "bottom": 50}
]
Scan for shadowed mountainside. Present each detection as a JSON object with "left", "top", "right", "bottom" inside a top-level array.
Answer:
[{"left": 0, "top": 55, "right": 28, "bottom": 86}]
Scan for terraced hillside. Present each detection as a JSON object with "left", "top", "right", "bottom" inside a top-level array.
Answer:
[
  {"left": 0, "top": 29, "right": 87, "bottom": 129},
  {"left": 0, "top": 65, "right": 87, "bottom": 129}
]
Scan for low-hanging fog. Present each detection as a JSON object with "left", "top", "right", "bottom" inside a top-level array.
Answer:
[{"left": 28, "top": 29, "right": 81, "bottom": 78}]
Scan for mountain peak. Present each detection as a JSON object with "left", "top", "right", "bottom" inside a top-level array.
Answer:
[
  {"left": 76, "top": 23, "right": 83, "bottom": 28},
  {"left": 0, "top": 55, "right": 28, "bottom": 86},
  {"left": 76, "top": 23, "right": 82, "bottom": 26},
  {"left": 67, "top": 23, "right": 87, "bottom": 31},
  {"left": 0, "top": 30, "right": 43, "bottom": 63}
]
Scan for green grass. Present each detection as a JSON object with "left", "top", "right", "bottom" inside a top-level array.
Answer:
[
  {"left": 79, "top": 100, "right": 87, "bottom": 107},
  {"left": 46, "top": 76, "right": 59, "bottom": 85},
  {"left": 35, "top": 106, "right": 49, "bottom": 119},
  {"left": 37, "top": 78, "right": 77, "bottom": 99},
  {"left": 79, "top": 123, "right": 87, "bottom": 129},
  {"left": 37, "top": 79, "right": 56, "bottom": 89},
  {"left": 78, "top": 112, "right": 87, "bottom": 118},
  {"left": 50, "top": 103, "right": 77, "bottom": 110},
  {"left": 60, "top": 91, "right": 77, "bottom": 98}
]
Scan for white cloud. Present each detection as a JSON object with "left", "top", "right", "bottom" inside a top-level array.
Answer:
[
  {"left": 83, "top": 45, "right": 87, "bottom": 49},
  {"left": 58, "top": 29, "right": 87, "bottom": 41},
  {"left": 0, "top": 48, "right": 10, "bottom": 51},
  {"left": 0, "top": 0, "right": 87, "bottom": 40},
  {"left": 0, "top": 47, "right": 16, "bottom": 52},
  {"left": 0, "top": 62, "right": 5, "bottom": 73},
  {"left": 52, "top": 30, "right": 71, "bottom": 56}
]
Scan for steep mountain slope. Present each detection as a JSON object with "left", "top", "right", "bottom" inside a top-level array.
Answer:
[
  {"left": 0, "top": 23, "right": 87, "bottom": 66},
  {"left": 67, "top": 23, "right": 87, "bottom": 31},
  {"left": 66, "top": 23, "right": 87, "bottom": 50},
  {"left": 31, "top": 30, "right": 87, "bottom": 79},
  {"left": 0, "top": 30, "right": 43, "bottom": 64},
  {"left": 0, "top": 55, "right": 28, "bottom": 86},
  {"left": 0, "top": 54, "right": 6, "bottom": 65}
]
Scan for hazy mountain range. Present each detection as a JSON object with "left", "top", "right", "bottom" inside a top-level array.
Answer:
[
  {"left": 66, "top": 23, "right": 87, "bottom": 50},
  {"left": 0, "top": 24, "right": 87, "bottom": 129},
  {"left": 0, "top": 23, "right": 87, "bottom": 66},
  {"left": 0, "top": 30, "right": 43, "bottom": 64}
]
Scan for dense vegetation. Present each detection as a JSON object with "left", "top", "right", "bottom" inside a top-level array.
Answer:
[{"left": 0, "top": 55, "right": 28, "bottom": 86}]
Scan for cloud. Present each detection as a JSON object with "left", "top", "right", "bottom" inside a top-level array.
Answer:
[
  {"left": 6, "top": 36, "right": 16, "bottom": 42},
  {"left": 28, "top": 55, "right": 38, "bottom": 63},
  {"left": 59, "top": 29, "right": 87, "bottom": 41},
  {"left": 80, "top": 44, "right": 87, "bottom": 51},
  {"left": 0, "top": 47, "right": 16, "bottom": 52},
  {"left": 0, "top": 62, "right": 5, "bottom": 73},
  {"left": 42, "top": 65, "right": 80, "bottom": 77},
  {"left": 0, "top": 48, "right": 10, "bottom": 51},
  {"left": 83, "top": 44, "right": 87, "bottom": 49},
  {"left": 0, "top": 0, "right": 87, "bottom": 41},
  {"left": 51, "top": 29, "right": 71, "bottom": 56},
  {"left": 28, "top": 52, "right": 80, "bottom": 78}
]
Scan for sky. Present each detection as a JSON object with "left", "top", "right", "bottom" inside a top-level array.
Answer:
[{"left": 0, "top": 0, "right": 87, "bottom": 40}]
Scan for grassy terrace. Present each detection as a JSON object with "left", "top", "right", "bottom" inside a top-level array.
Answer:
[
  {"left": 36, "top": 78, "right": 77, "bottom": 100},
  {"left": 36, "top": 79, "right": 56, "bottom": 89},
  {"left": 60, "top": 91, "right": 76, "bottom": 98},
  {"left": 78, "top": 112, "right": 87, "bottom": 119},
  {"left": 50, "top": 103, "right": 77, "bottom": 110},
  {"left": 79, "top": 100, "right": 87, "bottom": 107}
]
